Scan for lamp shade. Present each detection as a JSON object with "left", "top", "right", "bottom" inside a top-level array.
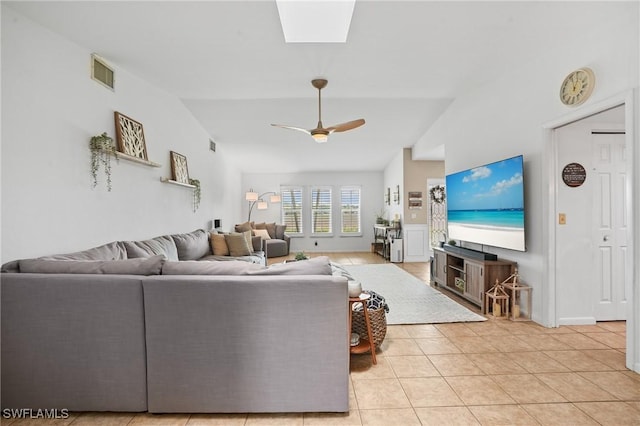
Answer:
[
  {"left": 257, "top": 200, "right": 268, "bottom": 210},
  {"left": 245, "top": 190, "right": 258, "bottom": 202},
  {"left": 270, "top": 194, "right": 281, "bottom": 203}
]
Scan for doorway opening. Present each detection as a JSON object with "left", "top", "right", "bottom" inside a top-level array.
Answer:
[{"left": 543, "top": 90, "right": 637, "bottom": 372}]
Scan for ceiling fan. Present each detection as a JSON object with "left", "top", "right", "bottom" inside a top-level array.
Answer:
[{"left": 271, "top": 78, "right": 365, "bottom": 143}]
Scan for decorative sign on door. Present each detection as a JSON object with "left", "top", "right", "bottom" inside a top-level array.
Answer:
[{"left": 562, "top": 162, "right": 587, "bottom": 187}]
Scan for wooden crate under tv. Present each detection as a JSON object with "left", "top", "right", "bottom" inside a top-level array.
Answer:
[{"left": 432, "top": 247, "right": 516, "bottom": 311}]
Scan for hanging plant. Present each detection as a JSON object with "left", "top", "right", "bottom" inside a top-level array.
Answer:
[
  {"left": 429, "top": 185, "right": 446, "bottom": 204},
  {"left": 189, "top": 178, "right": 201, "bottom": 212},
  {"left": 89, "top": 132, "right": 116, "bottom": 191}
]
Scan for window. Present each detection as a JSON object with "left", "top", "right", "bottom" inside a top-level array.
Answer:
[
  {"left": 281, "top": 186, "right": 303, "bottom": 234},
  {"left": 341, "top": 186, "right": 361, "bottom": 234},
  {"left": 311, "top": 187, "right": 332, "bottom": 234}
]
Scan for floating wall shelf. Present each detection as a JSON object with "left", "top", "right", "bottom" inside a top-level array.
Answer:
[
  {"left": 160, "top": 177, "right": 196, "bottom": 189},
  {"left": 114, "top": 151, "right": 161, "bottom": 167}
]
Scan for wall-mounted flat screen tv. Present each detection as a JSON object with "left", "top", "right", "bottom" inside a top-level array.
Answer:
[{"left": 445, "top": 155, "right": 525, "bottom": 252}]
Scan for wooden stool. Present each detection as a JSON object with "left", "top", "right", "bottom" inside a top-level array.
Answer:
[{"left": 348, "top": 293, "right": 377, "bottom": 364}]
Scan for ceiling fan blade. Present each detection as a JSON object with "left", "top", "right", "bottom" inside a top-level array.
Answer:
[
  {"left": 270, "top": 124, "right": 311, "bottom": 135},
  {"left": 326, "top": 119, "right": 365, "bottom": 133}
]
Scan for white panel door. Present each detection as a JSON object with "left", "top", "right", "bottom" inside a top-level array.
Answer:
[{"left": 592, "top": 132, "right": 627, "bottom": 320}]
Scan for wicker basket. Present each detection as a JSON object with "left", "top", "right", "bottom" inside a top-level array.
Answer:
[{"left": 351, "top": 306, "right": 387, "bottom": 348}]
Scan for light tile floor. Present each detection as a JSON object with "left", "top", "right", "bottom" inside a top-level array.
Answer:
[{"left": 5, "top": 252, "right": 638, "bottom": 425}]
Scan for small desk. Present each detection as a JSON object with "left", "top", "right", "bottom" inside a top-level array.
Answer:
[
  {"left": 373, "top": 225, "right": 401, "bottom": 260},
  {"left": 348, "top": 293, "right": 377, "bottom": 364}
]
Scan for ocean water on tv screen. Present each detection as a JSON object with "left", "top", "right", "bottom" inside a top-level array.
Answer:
[{"left": 447, "top": 209, "right": 524, "bottom": 229}]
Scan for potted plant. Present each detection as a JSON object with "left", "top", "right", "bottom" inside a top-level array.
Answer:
[
  {"left": 89, "top": 132, "right": 116, "bottom": 191},
  {"left": 375, "top": 209, "right": 386, "bottom": 225},
  {"left": 189, "top": 178, "right": 201, "bottom": 212},
  {"left": 294, "top": 252, "right": 309, "bottom": 261}
]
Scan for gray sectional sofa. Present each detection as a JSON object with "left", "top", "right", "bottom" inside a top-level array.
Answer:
[{"left": 1, "top": 229, "right": 349, "bottom": 413}]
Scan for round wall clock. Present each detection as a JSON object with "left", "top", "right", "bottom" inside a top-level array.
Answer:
[{"left": 560, "top": 67, "right": 595, "bottom": 107}]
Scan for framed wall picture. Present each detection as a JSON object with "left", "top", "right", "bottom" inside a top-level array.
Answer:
[
  {"left": 170, "top": 151, "right": 190, "bottom": 184},
  {"left": 408, "top": 191, "right": 422, "bottom": 199},
  {"left": 114, "top": 111, "right": 148, "bottom": 160}
]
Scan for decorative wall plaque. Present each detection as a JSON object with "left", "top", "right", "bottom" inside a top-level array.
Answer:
[
  {"left": 114, "top": 111, "right": 148, "bottom": 160},
  {"left": 170, "top": 151, "right": 190, "bottom": 184},
  {"left": 562, "top": 162, "right": 587, "bottom": 187}
]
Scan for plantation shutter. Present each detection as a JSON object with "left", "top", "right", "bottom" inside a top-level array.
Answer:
[
  {"left": 341, "top": 186, "right": 361, "bottom": 233},
  {"left": 311, "top": 187, "right": 332, "bottom": 234},
  {"left": 281, "top": 186, "right": 303, "bottom": 234}
]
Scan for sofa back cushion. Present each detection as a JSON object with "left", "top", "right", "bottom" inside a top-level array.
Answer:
[
  {"left": 171, "top": 229, "right": 211, "bottom": 260},
  {"left": 247, "top": 256, "right": 332, "bottom": 276},
  {"left": 161, "top": 260, "right": 265, "bottom": 275},
  {"left": 275, "top": 224, "right": 287, "bottom": 240},
  {"left": 18, "top": 255, "right": 166, "bottom": 275},
  {"left": 40, "top": 241, "right": 128, "bottom": 261},
  {"left": 124, "top": 235, "right": 179, "bottom": 261}
]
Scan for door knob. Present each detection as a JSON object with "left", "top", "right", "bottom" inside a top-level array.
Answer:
[{"left": 603, "top": 235, "right": 609, "bottom": 241}]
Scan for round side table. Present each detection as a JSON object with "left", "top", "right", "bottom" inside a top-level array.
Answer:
[{"left": 348, "top": 293, "right": 377, "bottom": 364}]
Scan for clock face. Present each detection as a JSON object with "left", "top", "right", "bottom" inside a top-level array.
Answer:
[{"left": 560, "top": 68, "right": 595, "bottom": 106}]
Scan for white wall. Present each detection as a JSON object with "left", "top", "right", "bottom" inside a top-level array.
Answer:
[
  {"left": 241, "top": 171, "right": 383, "bottom": 253},
  {"left": 412, "top": 2, "right": 639, "bottom": 325},
  {"left": 383, "top": 149, "right": 404, "bottom": 223},
  {"left": 1, "top": 6, "right": 241, "bottom": 262}
]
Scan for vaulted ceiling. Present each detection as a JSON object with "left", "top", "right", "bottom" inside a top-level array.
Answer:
[{"left": 6, "top": 1, "right": 619, "bottom": 173}]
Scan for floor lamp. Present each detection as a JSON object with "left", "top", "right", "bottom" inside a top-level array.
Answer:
[{"left": 246, "top": 189, "right": 281, "bottom": 221}]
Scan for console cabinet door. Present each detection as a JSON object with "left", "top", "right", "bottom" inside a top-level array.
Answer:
[
  {"left": 464, "top": 261, "right": 484, "bottom": 305},
  {"left": 433, "top": 250, "right": 447, "bottom": 285}
]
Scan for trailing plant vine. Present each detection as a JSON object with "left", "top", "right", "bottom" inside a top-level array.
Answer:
[
  {"left": 89, "top": 132, "right": 116, "bottom": 191},
  {"left": 189, "top": 178, "right": 201, "bottom": 212}
]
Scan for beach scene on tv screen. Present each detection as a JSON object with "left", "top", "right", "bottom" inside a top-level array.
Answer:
[{"left": 446, "top": 155, "right": 525, "bottom": 251}]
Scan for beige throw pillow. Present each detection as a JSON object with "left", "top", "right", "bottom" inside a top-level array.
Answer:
[
  {"left": 253, "top": 229, "right": 271, "bottom": 240},
  {"left": 224, "top": 233, "right": 252, "bottom": 257},
  {"left": 210, "top": 233, "right": 230, "bottom": 256}
]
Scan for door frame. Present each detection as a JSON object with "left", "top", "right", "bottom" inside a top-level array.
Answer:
[{"left": 542, "top": 89, "right": 638, "bottom": 372}]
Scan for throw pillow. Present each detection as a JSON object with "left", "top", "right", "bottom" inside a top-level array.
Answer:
[
  {"left": 224, "top": 233, "right": 252, "bottom": 257},
  {"left": 254, "top": 222, "right": 267, "bottom": 230},
  {"left": 210, "top": 233, "right": 230, "bottom": 256},
  {"left": 253, "top": 229, "right": 271, "bottom": 240},
  {"left": 234, "top": 221, "right": 254, "bottom": 233}
]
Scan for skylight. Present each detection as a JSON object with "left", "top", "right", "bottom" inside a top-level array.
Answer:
[{"left": 276, "top": 0, "right": 356, "bottom": 43}]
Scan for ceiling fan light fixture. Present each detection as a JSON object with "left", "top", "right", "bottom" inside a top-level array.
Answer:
[{"left": 311, "top": 130, "right": 329, "bottom": 143}]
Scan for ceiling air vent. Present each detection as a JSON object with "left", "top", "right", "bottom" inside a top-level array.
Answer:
[{"left": 91, "top": 54, "right": 114, "bottom": 90}]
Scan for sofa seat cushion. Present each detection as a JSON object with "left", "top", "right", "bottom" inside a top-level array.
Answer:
[
  {"left": 124, "top": 235, "right": 179, "bottom": 261},
  {"left": 264, "top": 239, "right": 288, "bottom": 258},
  {"left": 18, "top": 255, "right": 166, "bottom": 275},
  {"left": 171, "top": 229, "right": 211, "bottom": 260},
  {"left": 162, "top": 260, "right": 265, "bottom": 275},
  {"left": 247, "top": 256, "right": 332, "bottom": 275}
]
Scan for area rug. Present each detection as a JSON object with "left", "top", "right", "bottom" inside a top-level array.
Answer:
[{"left": 342, "top": 264, "right": 487, "bottom": 325}]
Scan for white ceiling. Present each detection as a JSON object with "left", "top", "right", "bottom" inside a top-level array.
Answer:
[{"left": 6, "top": 1, "right": 622, "bottom": 173}]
